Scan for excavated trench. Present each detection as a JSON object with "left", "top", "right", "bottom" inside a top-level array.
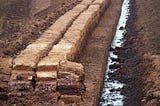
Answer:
[{"left": 100, "top": 0, "right": 130, "bottom": 105}]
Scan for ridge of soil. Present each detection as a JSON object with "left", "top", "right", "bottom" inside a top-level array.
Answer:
[{"left": 109, "top": 0, "right": 160, "bottom": 106}]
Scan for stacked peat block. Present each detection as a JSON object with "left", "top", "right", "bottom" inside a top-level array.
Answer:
[
  {"left": 37, "top": 0, "right": 110, "bottom": 104},
  {"left": 35, "top": 2, "right": 94, "bottom": 104},
  {"left": 9, "top": 40, "right": 51, "bottom": 104},
  {"left": 80, "top": 0, "right": 95, "bottom": 5},
  {"left": 34, "top": 70, "right": 58, "bottom": 104},
  {"left": 93, "top": 0, "right": 110, "bottom": 14},
  {"left": 8, "top": 39, "right": 54, "bottom": 104},
  {"left": 35, "top": 3, "right": 89, "bottom": 104},
  {"left": 8, "top": 70, "right": 36, "bottom": 104},
  {"left": 64, "top": 9, "right": 98, "bottom": 60},
  {"left": 32, "top": 6, "right": 85, "bottom": 103},
  {"left": 65, "top": 1, "right": 105, "bottom": 61},
  {"left": 58, "top": 61, "right": 85, "bottom": 103},
  {"left": 8, "top": 3, "right": 87, "bottom": 105},
  {"left": 9, "top": 35, "right": 57, "bottom": 104},
  {"left": 57, "top": 0, "right": 110, "bottom": 103},
  {"left": 8, "top": 0, "right": 110, "bottom": 104}
]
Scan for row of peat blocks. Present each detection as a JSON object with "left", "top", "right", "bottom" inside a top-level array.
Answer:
[{"left": 8, "top": 0, "right": 110, "bottom": 105}]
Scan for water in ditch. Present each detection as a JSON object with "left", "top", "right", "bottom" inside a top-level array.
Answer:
[{"left": 99, "top": 0, "right": 130, "bottom": 106}]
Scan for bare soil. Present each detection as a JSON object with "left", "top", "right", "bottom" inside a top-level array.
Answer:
[{"left": 0, "top": 0, "right": 160, "bottom": 105}]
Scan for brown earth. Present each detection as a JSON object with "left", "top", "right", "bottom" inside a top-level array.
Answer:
[
  {"left": 0, "top": 0, "right": 160, "bottom": 106},
  {"left": 135, "top": 0, "right": 160, "bottom": 105},
  {"left": 109, "top": 0, "right": 160, "bottom": 106}
]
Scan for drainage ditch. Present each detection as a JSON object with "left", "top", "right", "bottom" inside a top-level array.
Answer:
[{"left": 100, "top": 0, "right": 130, "bottom": 105}]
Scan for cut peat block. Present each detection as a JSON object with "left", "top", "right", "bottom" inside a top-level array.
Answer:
[
  {"left": 37, "top": 52, "right": 67, "bottom": 72},
  {"left": 36, "top": 71, "right": 57, "bottom": 81},
  {"left": 58, "top": 60, "right": 85, "bottom": 81},
  {"left": 60, "top": 94, "right": 82, "bottom": 104},
  {"left": 8, "top": 70, "right": 35, "bottom": 104},
  {"left": 12, "top": 2, "right": 88, "bottom": 72},
  {"left": 9, "top": 81, "right": 34, "bottom": 91},
  {"left": 35, "top": 81, "right": 57, "bottom": 92},
  {"left": 10, "top": 70, "right": 35, "bottom": 81},
  {"left": 58, "top": 81, "right": 85, "bottom": 95},
  {"left": 35, "top": 72, "right": 58, "bottom": 104},
  {"left": 9, "top": 70, "right": 35, "bottom": 92},
  {"left": 34, "top": 80, "right": 58, "bottom": 105},
  {"left": 33, "top": 92, "right": 58, "bottom": 105},
  {"left": 80, "top": 0, "right": 94, "bottom": 5},
  {"left": 12, "top": 42, "right": 53, "bottom": 71},
  {"left": 58, "top": 61, "right": 85, "bottom": 95}
]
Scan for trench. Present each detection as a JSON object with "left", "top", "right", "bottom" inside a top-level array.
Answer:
[{"left": 99, "top": 0, "right": 130, "bottom": 105}]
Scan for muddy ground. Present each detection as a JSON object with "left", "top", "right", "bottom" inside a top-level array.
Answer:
[{"left": 109, "top": 0, "right": 160, "bottom": 106}]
